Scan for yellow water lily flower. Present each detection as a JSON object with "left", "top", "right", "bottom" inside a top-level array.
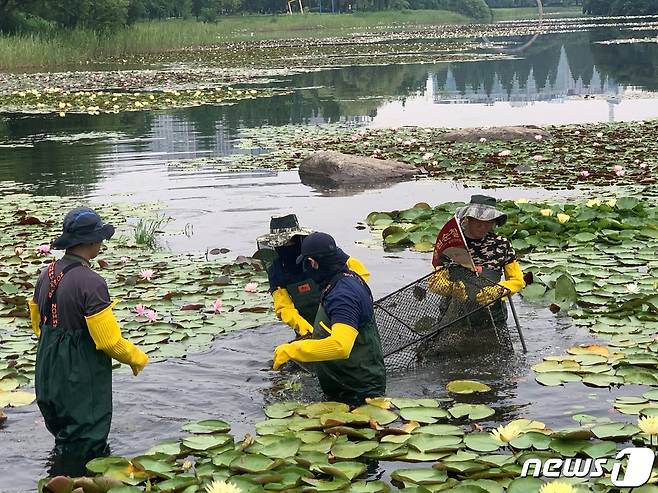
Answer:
[
  {"left": 540, "top": 209, "right": 553, "bottom": 217},
  {"left": 490, "top": 422, "right": 522, "bottom": 443},
  {"left": 205, "top": 480, "right": 242, "bottom": 493},
  {"left": 557, "top": 213, "right": 570, "bottom": 224},
  {"left": 539, "top": 481, "right": 574, "bottom": 493},
  {"left": 586, "top": 198, "right": 601, "bottom": 207},
  {"left": 638, "top": 416, "right": 658, "bottom": 435},
  {"left": 606, "top": 198, "right": 617, "bottom": 207}
]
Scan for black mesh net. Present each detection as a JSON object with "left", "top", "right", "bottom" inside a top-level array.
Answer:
[{"left": 374, "top": 265, "right": 513, "bottom": 372}]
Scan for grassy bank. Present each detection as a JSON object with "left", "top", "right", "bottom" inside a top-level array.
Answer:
[
  {"left": 0, "top": 6, "right": 583, "bottom": 72},
  {"left": 491, "top": 5, "right": 582, "bottom": 21},
  {"left": 0, "top": 10, "right": 469, "bottom": 71}
]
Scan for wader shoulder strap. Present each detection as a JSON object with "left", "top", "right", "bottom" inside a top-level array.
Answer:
[{"left": 44, "top": 261, "right": 83, "bottom": 327}]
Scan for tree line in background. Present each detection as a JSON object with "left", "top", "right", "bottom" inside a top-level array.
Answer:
[{"left": 0, "top": 0, "right": 655, "bottom": 34}]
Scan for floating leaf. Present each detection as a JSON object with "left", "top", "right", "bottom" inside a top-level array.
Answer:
[{"left": 446, "top": 380, "right": 491, "bottom": 394}]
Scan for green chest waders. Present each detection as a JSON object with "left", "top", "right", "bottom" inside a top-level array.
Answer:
[
  {"left": 35, "top": 261, "right": 113, "bottom": 460},
  {"left": 311, "top": 273, "right": 386, "bottom": 406},
  {"left": 286, "top": 278, "right": 322, "bottom": 327}
]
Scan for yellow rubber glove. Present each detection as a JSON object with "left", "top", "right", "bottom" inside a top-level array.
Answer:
[
  {"left": 28, "top": 299, "right": 41, "bottom": 337},
  {"left": 500, "top": 260, "right": 526, "bottom": 294},
  {"left": 427, "top": 268, "right": 467, "bottom": 301},
  {"left": 85, "top": 300, "right": 149, "bottom": 376},
  {"left": 272, "top": 288, "right": 314, "bottom": 337},
  {"left": 272, "top": 322, "right": 358, "bottom": 370},
  {"left": 476, "top": 285, "right": 506, "bottom": 305},
  {"left": 346, "top": 256, "right": 370, "bottom": 283}
]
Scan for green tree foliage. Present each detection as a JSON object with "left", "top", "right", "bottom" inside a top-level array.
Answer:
[{"left": 583, "top": 0, "right": 658, "bottom": 14}]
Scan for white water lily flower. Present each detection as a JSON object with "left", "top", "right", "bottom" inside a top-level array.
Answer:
[
  {"left": 422, "top": 152, "right": 434, "bottom": 160},
  {"left": 638, "top": 416, "right": 658, "bottom": 435},
  {"left": 479, "top": 137, "right": 487, "bottom": 143},
  {"left": 534, "top": 134, "right": 543, "bottom": 140},
  {"left": 539, "top": 482, "right": 574, "bottom": 493},
  {"left": 205, "top": 480, "right": 242, "bottom": 493},
  {"left": 626, "top": 283, "right": 640, "bottom": 294},
  {"left": 596, "top": 131, "right": 604, "bottom": 138},
  {"left": 490, "top": 422, "right": 522, "bottom": 443}
]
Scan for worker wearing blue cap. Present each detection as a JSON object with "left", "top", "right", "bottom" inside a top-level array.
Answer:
[{"left": 272, "top": 232, "right": 386, "bottom": 405}]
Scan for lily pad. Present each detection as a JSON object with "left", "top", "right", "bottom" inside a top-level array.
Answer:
[{"left": 446, "top": 380, "right": 491, "bottom": 394}]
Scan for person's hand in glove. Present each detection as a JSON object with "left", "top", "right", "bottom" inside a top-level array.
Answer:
[
  {"left": 273, "top": 343, "right": 294, "bottom": 370},
  {"left": 272, "top": 323, "right": 357, "bottom": 370},
  {"left": 475, "top": 285, "right": 508, "bottom": 305},
  {"left": 428, "top": 268, "right": 468, "bottom": 301}
]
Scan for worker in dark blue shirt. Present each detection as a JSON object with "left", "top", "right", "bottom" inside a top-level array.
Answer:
[{"left": 272, "top": 232, "right": 386, "bottom": 405}]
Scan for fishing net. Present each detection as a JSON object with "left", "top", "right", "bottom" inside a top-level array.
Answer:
[{"left": 374, "top": 265, "right": 513, "bottom": 372}]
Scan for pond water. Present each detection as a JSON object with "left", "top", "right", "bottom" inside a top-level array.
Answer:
[{"left": 1, "top": 19, "right": 658, "bottom": 492}]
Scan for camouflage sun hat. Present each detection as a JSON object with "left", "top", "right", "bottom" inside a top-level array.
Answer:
[
  {"left": 456, "top": 195, "right": 507, "bottom": 226},
  {"left": 256, "top": 214, "right": 314, "bottom": 249}
]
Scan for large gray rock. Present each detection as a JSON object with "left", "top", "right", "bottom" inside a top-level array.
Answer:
[
  {"left": 437, "top": 126, "right": 551, "bottom": 143},
  {"left": 299, "top": 151, "right": 417, "bottom": 187}
]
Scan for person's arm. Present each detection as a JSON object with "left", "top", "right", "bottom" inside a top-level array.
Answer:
[
  {"left": 500, "top": 260, "right": 526, "bottom": 294},
  {"left": 427, "top": 266, "right": 467, "bottom": 300},
  {"left": 28, "top": 299, "right": 41, "bottom": 337},
  {"left": 273, "top": 323, "right": 357, "bottom": 369},
  {"left": 476, "top": 261, "right": 526, "bottom": 305},
  {"left": 272, "top": 287, "right": 314, "bottom": 337},
  {"left": 273, "top": 279, "right": 361, "bottom": 370},
  {"left": 86, "top": 300, "right": 148, "bottom": 375},
  {"left": 84, "top": 279, "right": 148, "bottom": 375},
  {"left": 346, "top": 257, "right": 370, "bottom": 283}
]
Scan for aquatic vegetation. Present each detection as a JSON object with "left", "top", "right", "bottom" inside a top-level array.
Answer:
[
  {"left": 38, "top": 396, "right": 658, "bottom": 492},
  {"left": 133, "top": 214, "right": 170, "bottom": 249},
  {"left": 190, "top": 120, "right": 658, "bottom": 189},
  {"left": 0, "top": 87, "right": 285, "bottom": 115}
]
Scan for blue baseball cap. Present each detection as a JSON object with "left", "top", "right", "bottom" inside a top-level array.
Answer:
[
  {"left": 52, "top": 207, "right": 115, "bottom": 250},
  {"left": 296, "top": 232, "right": 338, "bottom": 264}
]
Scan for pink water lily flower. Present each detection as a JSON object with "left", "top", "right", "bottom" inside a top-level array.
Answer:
[
  {"left": 120, "top": 256, "right": 130, "bottom": 264},
  {"left": 145, "top": 310, "right": 158, "bottom": 323},
  {"left": 498, "top": 150, "right": 512, "bottom": 157},
  {"left": 615, "top": 169, "right": 626, "bottom": 177},
  {"left": 140, "top": 269, "right": 155, "bottom": 281},
  {"left": 213, "top": 299, "right": 223, "bottom": 313},
  {"left": 37, "top": 244, "right": 51, "bottom": 255},
  {"left": 134, "top": 304, "right": 148, "bottom": 316},
  {"left": 532, "top": 155, "right": 545, "bottom": 162},
  {"left": 244, "top": 282, "right": 259, "bottom": 293},
  {"left": 580, "top": 170, "right": 590, "bottom": 178}
]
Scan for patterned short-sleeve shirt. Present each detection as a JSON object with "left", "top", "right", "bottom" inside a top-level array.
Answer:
[{"left": 465, "top": 233, "right": 517, "bottom": 272}]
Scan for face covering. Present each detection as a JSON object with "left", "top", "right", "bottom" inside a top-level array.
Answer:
[{"left": 303, "top": 254, "right": 345, "bottom": 286}]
